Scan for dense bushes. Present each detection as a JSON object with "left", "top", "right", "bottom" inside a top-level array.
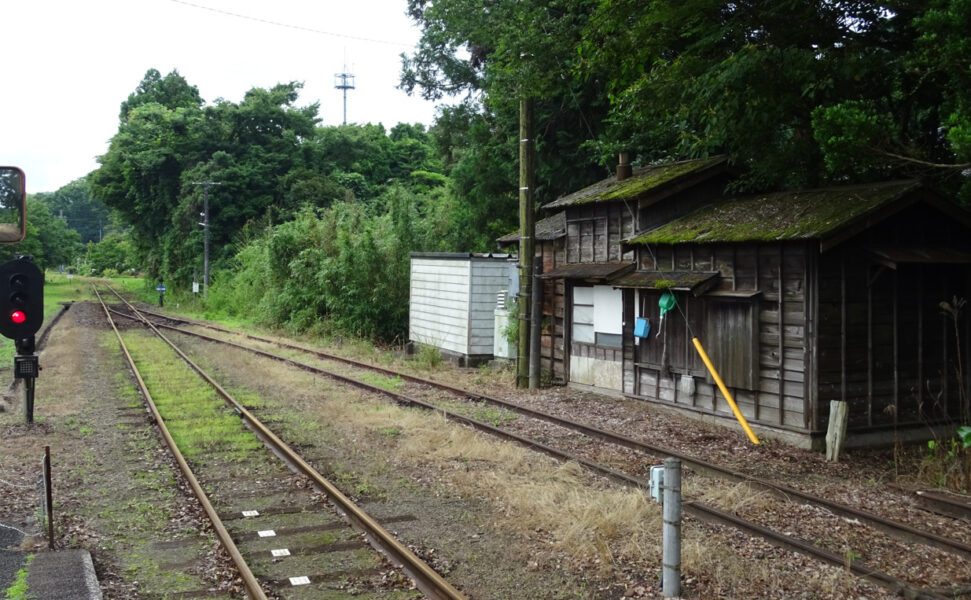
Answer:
[{"left": 208, "top": 187, "right": 427, "bottom": 342}]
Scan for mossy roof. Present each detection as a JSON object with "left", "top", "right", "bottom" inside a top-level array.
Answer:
[
  {"left": 627, "top": 180, "right": 921, "bottom": 246},
  {"left": 542, "top": 156, "right": 727, "bottom": 209},
  {"left": 497, "top": 212, "right": 566, "bottom": 244},
  {"left": 610, "top": 270, "right": 720, "bottom": 294},
  {"left": 538, "top": 262, "right": 634, "bottom": 281}
]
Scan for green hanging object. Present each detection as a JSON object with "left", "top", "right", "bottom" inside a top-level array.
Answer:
[
  {"left": 658, "top": 292, "right": 676, "bottom": 317},
  {"left": 656, "top": 292, "right": 676, "bottom": 335}
]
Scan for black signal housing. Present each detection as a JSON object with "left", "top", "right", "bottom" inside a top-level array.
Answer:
[{"left": 0, "top": 257, "right": 44, "bottom": 340}]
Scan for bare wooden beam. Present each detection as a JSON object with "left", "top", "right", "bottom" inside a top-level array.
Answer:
[
  {"left": 779, "top": 244, "right": 786, "bottom": 426},
  {"left": 918, "top": 270, "right": 924, "bottom": 419},
  {"left": 841, "top": 253, "right": 847, "bottom": 406},
  {"left": 867, "top": 266, "right": 874, "bottom": 427},
  {"left": 893, "top": 269, "right": 899, "bottom": 426}
]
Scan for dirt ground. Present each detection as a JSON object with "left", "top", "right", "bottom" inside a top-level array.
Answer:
[{"left": 1, "top": 300, "right": 966, "bottom": 599}]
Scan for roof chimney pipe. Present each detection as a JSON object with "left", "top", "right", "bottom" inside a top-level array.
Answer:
[{"left": 617, "top": 151, "right": 632, "bottom": 181}]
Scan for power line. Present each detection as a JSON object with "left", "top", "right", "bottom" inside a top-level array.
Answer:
[{"left": 168, "top": 0, "right": 413, "bottom": 48}]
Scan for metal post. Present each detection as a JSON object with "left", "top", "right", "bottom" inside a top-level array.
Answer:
[
  {"left": 334, "top": 69, "right": 356, "bottom": 126},
  {"left": 43, "top": 446, "right": 53, "bottom": 549},
  {"left": 662, "top": 457, "right": 681, "bottom": 598},
  {"left": 16, "top": 335, "right": 37, "bottom": 424},
  {"left": 24, "top": 377, "right": 34, "bottom": 424}
]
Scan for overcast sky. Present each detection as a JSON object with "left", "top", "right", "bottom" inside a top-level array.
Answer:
[{"left": 2, "top": 0, "right": 446, "bottom": 193}]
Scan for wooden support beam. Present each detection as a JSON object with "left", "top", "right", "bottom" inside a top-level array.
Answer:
[
  {"left": 841, "top": 253, "right": 847, "bottom": 406},
  {"left": 867, "top": 266, "right": 874, "bottom": 427},
  {"left": 893, "top": 269, "right": 899, "bottom": 425},
  {"left": 918, "top": 270, "right": 924, "bottom": 418},
  {"left": 779, "top": 244, "right": 785, "bottom": 426},
  {"left": 826, "top": 400, "right": 849, "bottom": 462}
]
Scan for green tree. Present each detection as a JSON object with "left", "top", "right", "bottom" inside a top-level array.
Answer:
[
  {"left": 579, "top": 0, "right": 970, "bottom": 194},
  {"left": 85, "top": 232, "right": 136, "bottom": 275},
  {"left": 0, "top": 198, "right": 81, "bottom": 271},
  {"left": 118, "top": 68, "right": 203, "bottom": 123},
  {"left": 812, "top": 0, "right": 971, "bottom": 201},
  {"left": 35, "top": 178, "right": 112, "bottom": 244},
  {"left": 402, "top": 0, "right": 611, "bottom": 225}
]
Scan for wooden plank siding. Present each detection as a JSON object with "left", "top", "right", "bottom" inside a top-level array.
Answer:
[
  {"left": 815, "top": 203, "right": 971, "bottom": 431},
  {"left": 541, "top": 204, "right": 633, "bottom": 383},
  {"left": 629, "top": 241, "right": 812, "bottom": 431},
  {"left": 566, "top": 204, "right": 636, "bottom": 264}
]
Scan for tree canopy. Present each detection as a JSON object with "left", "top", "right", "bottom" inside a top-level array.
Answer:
[
  {"left": 90, "top": 69, "right": 449, "bottom": 285},
  {"left": 34, "top": 178, "right": 112, "bottom": 244},
  {"left": 402, "top": 0, "right": 971, "bottom": 198}
]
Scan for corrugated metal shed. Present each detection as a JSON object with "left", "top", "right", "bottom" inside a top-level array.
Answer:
[{"left": 409, "top": 253, "right": 516, "bottom": 364}]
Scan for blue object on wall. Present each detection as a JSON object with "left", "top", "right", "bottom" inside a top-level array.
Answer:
[{"left": 634, "top": 317, "right": 651, "bottom": 339}]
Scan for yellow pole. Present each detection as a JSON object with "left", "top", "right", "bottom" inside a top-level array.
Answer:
[{"left": 692, "top": 337, "right": 760, "bottom": 445}]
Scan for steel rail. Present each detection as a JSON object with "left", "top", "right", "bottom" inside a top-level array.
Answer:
[
  {"left": 102, "top": 290, "right": 467, "bottom": 600},
  {"left": 914, "top": 489, "right": 971, "bottom": 521},
  {"left": 124, "top": 300, "right": 971, "bottom": 562},
  {"left": 105, "top": 297, "right": 951, "bottom": 599},
  {"left": 93, "top": 287, "right": 269, "bottom": 600}
]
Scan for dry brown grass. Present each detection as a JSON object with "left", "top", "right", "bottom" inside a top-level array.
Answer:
[
  {"left": 683, "top": 530, "right": 864, "bottom": 598},
  {"left": 283, "top": 386, "right": 662, "bottom": 570},
  {"left": 692, "top": 480, "right": 776, "bottom": 515},
  {"left": 192, "top": 336, "right": 890, "bottom": 597}
]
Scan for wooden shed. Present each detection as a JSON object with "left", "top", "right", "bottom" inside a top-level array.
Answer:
[
  {"left": 513, "top": 157, "right": 971, "bottom": 448},
  {"left": 625, "top": 180, "right": 971, "bottom": 447},
  {"left": 409, "top": 253, "right": 516, "bottom": 365}
]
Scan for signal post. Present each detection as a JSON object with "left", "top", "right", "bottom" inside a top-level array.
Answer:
[{"left": 0, "top": 256, "right": 44, "bottom": 423}]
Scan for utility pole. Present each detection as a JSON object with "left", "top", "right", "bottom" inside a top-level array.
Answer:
[
  {"left": 334, "top": 68, "right": 355, "bottom": 125},
  {"left": 192, "top": 180, "right": 222, "bottom": 299},
  {"left": 517, "top": 98, "right": 535, "bottom": 389}
]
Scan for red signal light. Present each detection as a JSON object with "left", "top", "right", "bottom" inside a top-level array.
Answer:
[{"left": 10, "top": 310, "right": 26, "bottom": 324}]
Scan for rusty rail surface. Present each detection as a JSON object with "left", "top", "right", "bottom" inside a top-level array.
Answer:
[
  {"left": 127, "top": 300, "right": 971, "bottom": 562},
  {"left": 102, "top": 289, "right": 467, "bottom": 600},
  {"left": 106, "top": 292, "right": 954, "bottom": 600},
  {"left": 93, "top": 287, "right": 269, "bottom": 600}
]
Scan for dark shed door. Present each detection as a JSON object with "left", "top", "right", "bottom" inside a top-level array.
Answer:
[{"left": 704, "top": 298, "right": 758, "bottom": 391}]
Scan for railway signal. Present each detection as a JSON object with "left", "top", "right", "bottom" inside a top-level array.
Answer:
[
  {"left": 0, "top": 256, "right": 44, "bottom": 341},
  {"left": 0, "top": 167, "right": 42, "bottom": 424}
]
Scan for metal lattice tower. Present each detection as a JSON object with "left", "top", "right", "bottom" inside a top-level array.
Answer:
[{"left": 334, "top": 69, "right": 355, "bottom": 125}]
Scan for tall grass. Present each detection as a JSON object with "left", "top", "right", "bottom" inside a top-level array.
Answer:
[{"left": 207, "top": 187, "right": 424, "bottom": 342}]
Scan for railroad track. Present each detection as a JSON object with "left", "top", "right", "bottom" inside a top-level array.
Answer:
[
  {"left": 94, "top": 287, "right": 466, "bottom": 600},
  {"left": 103, "top": 288, "right": 970, "bottom": 599},
  {"left": 122, "top": 298, "right": 971, "bottom": 556}
]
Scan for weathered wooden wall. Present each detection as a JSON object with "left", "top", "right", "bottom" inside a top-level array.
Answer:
[
  {"left": 566, "top": 204, "right": 636, "bottom": 264},
  {"left": 629, "top": 242, "right": 813, "bottom": 431},
  {"left": 816, "top": 204, "right": 971, "bottom": 431},
  {"left": 539, "top": 239, "right": 567, "bottom": 381}
]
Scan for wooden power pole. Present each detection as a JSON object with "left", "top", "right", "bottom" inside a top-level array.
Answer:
[{"left": 517, "top": 98, "right": 535, "bottom": 388}]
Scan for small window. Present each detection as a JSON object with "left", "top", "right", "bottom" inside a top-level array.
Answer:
[
  {"left": 573, "top": 285, "right": 623, "bottom": 348},
  {"left": 596, "top": 332, "right": 622, "bottom": 348},
  {"left": 572, "top": 287, "right": 595, "bottom": 343}
]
